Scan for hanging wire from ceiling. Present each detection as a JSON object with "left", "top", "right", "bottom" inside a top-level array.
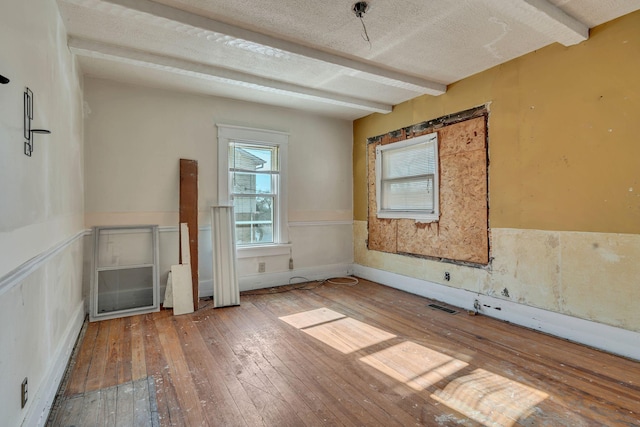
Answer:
[{"left": 352, "top": 1, "right": 372, "bottom": 47}]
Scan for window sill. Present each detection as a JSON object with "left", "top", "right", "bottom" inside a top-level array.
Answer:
[
  {"left": 377, "top": 211, "right": 439, "bottom": 223},
  {"left": 236, "top": 243, "right": 292, "bottom": 259}
]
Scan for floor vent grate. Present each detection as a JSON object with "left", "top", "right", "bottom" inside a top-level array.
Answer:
[{"left": 427, "top": 303, "right": 458, "bottom": 314}]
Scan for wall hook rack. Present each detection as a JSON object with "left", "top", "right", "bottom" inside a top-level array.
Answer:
[{"left": 24, "top": 87, "right": 51, "bottom": 157}]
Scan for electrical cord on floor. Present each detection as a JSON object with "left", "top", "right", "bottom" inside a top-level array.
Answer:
[
  {"left": 196, "top": 276, "right": 360, "bottom": 308},
  {"left": 324, "top": 276, "right": 359, "bottom": 287},
  {"left": 240, "top": 275, "right": 359, "bottom": 296}
]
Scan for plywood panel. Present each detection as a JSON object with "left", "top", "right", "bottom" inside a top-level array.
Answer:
[
  {"left": 438, "top": 116, "right": 486, "bottom": 157},
  {"left": 399, "top": 149, "right": 489, "bottom": 263},
  {"left": 366, "top": 142, "right": 397, "bottom": 253},
  {"left": 367, "top": 112, "right": 489, "bottom": 265}
]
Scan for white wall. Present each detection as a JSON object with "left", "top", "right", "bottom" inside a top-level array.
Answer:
[
  {"left": 83, "top": 78, "right": 354, "bottom": 296},
  {"left": 0, "top": 0, "right": 85, "bottom": 425}
]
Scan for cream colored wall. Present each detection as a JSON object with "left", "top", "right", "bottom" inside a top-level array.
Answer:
[
  {"left": 0, "top": 0, "right": 85, "bottom": 425},
  {"left": 353, "top": 12, "right": 640, "bottom": 332},
  {"left": 83, "top": 78, "right": 353, "bottom": 293},
  {"left": 355, "top": 222, "right": 640, "bottom": 332}
]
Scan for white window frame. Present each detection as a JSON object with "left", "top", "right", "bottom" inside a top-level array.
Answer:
[
  {"left": 217, "top": 124, "right": 290, "bottom": 258},
  {"left": 375, "top": 132, "right": 439, "bottom": 222}
]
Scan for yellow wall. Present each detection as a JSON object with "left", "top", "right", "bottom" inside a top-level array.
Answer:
[{"left": 354, "top": 11, "right": 640, "bottom": 234}]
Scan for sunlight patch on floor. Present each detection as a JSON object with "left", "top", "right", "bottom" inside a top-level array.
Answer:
[
  {"left": 431, "top": 368, "right": 548, "bottom": 426},
  {"left": 359, "top": 341, "right": 468, "bottom": 391},
  {"left": 279, "top": 307, "right": 346, "bottom": 329},
  {"left": 279, "top": 307, "right": 548, "bottom": 427},
  {"left": 279, "top": 308, "right": 396, "bottom": 354},
  {"left": 302, "top": 317, "right": 396, "bottom": 354}
]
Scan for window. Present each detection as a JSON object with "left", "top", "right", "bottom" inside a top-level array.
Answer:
[
  {"left": 229, "top": 143, "right": 277, "bottom": 244},
  {"left": 375, "top": 132, "right": 439, "bottom": 222},
  {"left": 217, "top": 125, "right": 289, "bottom": 254}
]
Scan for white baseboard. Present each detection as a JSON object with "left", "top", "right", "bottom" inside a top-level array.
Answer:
[
  {"left": 353, "top": 264, "right": 640, "bottom": 361},
  {"left": 23, "top": 300, "right": 85, "bottom": 427},
  {"left": 198, "top": 279, "right": 214, "bottom": 297},
  {"left": 198, "top": 263, "right": 353, "bottom": 297}
]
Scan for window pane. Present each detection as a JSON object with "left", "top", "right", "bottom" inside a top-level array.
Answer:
[
  {"left": 97, "top": 267, "right": 154, "bottom": 313},
  {"left": 232, "top": 171, "right": 273, "bottom": 194},
  {"left": 230, "top": 144, "right": 278, "bottom": 172},
  {"left": 382, "top": 141, "right": 435, "bottom": 180},
  {"left": 97, "top": 228, "right": 153, "bottom": 268},
  {"left": 233, "top": 196, "right": 274, "bottom": 244},
  {"left": 382, "top": 176, "right": 434, "bottom": 211}
]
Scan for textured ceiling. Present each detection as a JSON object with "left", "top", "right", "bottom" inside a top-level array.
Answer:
[{"left": 58, "top": 0, "right": 640, "bottom": 119}]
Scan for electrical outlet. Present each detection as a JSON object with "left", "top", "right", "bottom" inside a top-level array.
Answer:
[
  {"left": 444, "top": 272, "right": 451, "bottom": 281},
  {"left": 21, "top": 377, "right": 28, "bottom": 408},
  {"left": 258, "top": 262, "right": 266, "bottom": 273}
]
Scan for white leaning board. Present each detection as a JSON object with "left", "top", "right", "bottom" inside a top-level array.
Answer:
[
  {"left": 180, "top": 222, "right": 191, "bottom": 265},
  {"left": 171, "top": 264, "right": 194, "bottom": 315},
  {"left": 170, "top": 222, "right": 194, "bottom": 315},
  {"left": 163, "top": 271, "right": 173, "bottom": 308}
]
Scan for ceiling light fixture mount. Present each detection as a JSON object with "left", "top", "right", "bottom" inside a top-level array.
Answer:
[
  {"left": 352, "top": 1, "right": 369, "bottom": 18},
  {"left": 352, "top": 1, "right": 371, "bottom": 44}
]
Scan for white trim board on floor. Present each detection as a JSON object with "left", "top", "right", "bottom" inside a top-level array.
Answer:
[{"left": 353, "top": 264, "right": 640, "bottom": 361}]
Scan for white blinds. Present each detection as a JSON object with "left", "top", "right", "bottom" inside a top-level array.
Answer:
[{"left": 380, "top": 139, "right": 436, "bottom": 211}]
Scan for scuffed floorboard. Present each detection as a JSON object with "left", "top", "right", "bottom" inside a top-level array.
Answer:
[
  {"left": 47, "top": 279, "right": 640, "bottom": 426},
  {"left": 49, "top": 377, "right": 159, "bottom": 427}
]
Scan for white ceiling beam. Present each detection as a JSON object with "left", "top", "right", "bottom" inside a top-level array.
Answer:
[
  {"left": 88, "top": 0, "right": 446, "bottom": 95},
  {"left": 68, "top": 37, "right": 394, "bottom": 114},
  {"left": 488, "top": 0, "right": 588, "bottom": 46}
]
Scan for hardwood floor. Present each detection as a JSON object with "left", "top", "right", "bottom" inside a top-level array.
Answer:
[{"left": 49, "top": 278, "right": 640, "bottom": 426}]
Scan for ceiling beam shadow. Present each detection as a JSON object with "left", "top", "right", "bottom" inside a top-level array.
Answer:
[
  {"left": 68, "top": 0, "right": 446, "bottom": 95},
  {"left": 485, "top": 0, "right": 588, "bottom": 46},
  {"left": 69, "top": 37, "right": 394, "bottom": 114}
]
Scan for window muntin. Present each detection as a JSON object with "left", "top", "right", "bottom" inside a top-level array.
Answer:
[{"left": 376, "top": 132, "right": 439, "bottom": 221}]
